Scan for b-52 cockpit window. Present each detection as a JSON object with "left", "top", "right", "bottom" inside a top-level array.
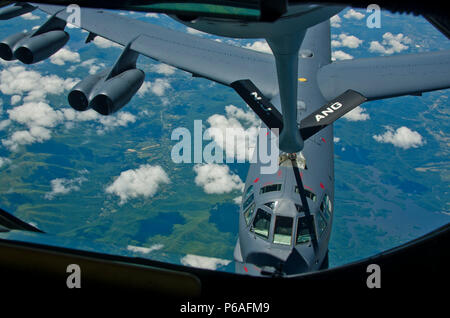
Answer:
[
  {"left": 244, "top": 203, "right": 255, "bottom": 226},
  {"left": 251, "top": 209, "right": 271, "bottom": 239},
  {"left": 273, "top": 216, "right": 293, "bottom": 245},
  {"left": 294, "top": 186, "right": 317, "bottom": 202},
  {"left": 260, "top": 184, "right": 282, "bottom": 194},
  {"left": 296, "top": 216, "right": 313, "bottom": 244}
]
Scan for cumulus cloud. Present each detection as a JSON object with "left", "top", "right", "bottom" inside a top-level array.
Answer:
[
  {"left": 50, "top": 48, "right": 81, "bottom": 65},
  {"left": 186, "top": 27, "right": 206, "bottom": 35},
  {"left": 333, "top": 137, "right": 340, "bottom": 143},
  {"left": 332, "top": 50, "right": 354, "bottom": 61},
  {"left": 2, "top": 128, "right": 50, "bottom": 151},
  {"left": 92, "top": 36, "right": 123, "bottom": 49},
  {"left": 0, "top": 157, "right": 11, "bottom": 168},
  {"left": 106, "top": 164, "right": 170, "bottom": 204},
  {"left": 2, "top": 100, "right": 136, "bottom": 151},
  {"left": 331, "top": 34, "right": 363, "bottom": 49},
  {"left": 153, "top": 63, "right": 176, "bottom": 75},
  {"left": 8, "top": 102, "right": 64, "bottom": 128},
  {"left": 233, "top": 196, "right": 242, "bottom": 205},
  {"left": 138, "top": 78, "right": 171, "bottom": 97},
  {"left": 11, "top": 95, "right": 22, "bottom": 105},
  {"left": 343, "top": 9, "right": 365, "bottom": 20},
  {"left": 244, "top": 40, "right": 272, "bottom": 54},
  {"left": 369, "top": 32, "right": 412, "bottom": 55},
  {"left": 45, "top": 172, "right": 88, "bottom": 199},
  {"left": 373, "top": 126, "right": 425, "bottom": 149},
  {"left": 0, "top": 119, "right": 10, "bottom": 130},
  {"left": 193, "top": 163, "right": 244, "bottom": 194},
  {"left": 0, "top": 65, "right": 78, "bottom": 103},
  {"left": 206, "top": 105, "right": 259, "bottom": 162},
  {"left": 180, "top": 254, "right": 231, "bottom": 270},
  {"left": 342, "top": 106, "right": 370, "bottom": 121},
  {"left": 21, "top": 12, "right": 40, "bottom": 20},
  {"left": 145, "top": 13, "right": 160, "bottom": 18},
  {"left": 127, "top": 244, "right": 164, "bottom": 254},
  {"left": 330, "top": 14, "right": 342, "bottom": 27},
  {"left": 71, "top": 58, "right": 106, "bottom": 75}
]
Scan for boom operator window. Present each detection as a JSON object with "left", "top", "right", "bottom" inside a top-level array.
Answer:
[{"left": 251, "top": 209, "right": 271, "bottom": 239}]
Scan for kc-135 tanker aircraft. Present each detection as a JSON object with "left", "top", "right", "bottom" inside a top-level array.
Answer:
[{"left": 0, "top": 2, "right": 449, "bottom": 276}]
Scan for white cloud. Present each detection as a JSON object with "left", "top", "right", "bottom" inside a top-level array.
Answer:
[
  {"left": 127, "top": 244, "right": 164, "bottom": 254},
  {"left": 76, "top": 58, "right": 106, "bottom": 75},
  {"left": 153, "top": 63, "right": 176, "bottom": 75},
  {"left": 106, "top": 164, "right": 170, "bottom": 204},
  {"left": 8, "top": 102, "right": 64, "bottom": 128},
  {"left": 145, "top": 13, "right": 159, "bottom": 18},
  {"left": 180, "top": 254, "right": 231, "bottom": 270},
  {"left": 343, "top": 9, "right": 365, "bottom": 20},
  {"left": 138, "top": 78, "right": 171, "bottom": 97},
  {"left": 373, "top": 126, "right": 425, "bottom": 149},
  {"left": 193, "top": 163, "right": 244, "bottom": 194},
  {"left": 11, "top": 95, "right": 22, "bottom": 105},
  {"left": 50, "top": 48, "right": 81, "bottom": 65},
  {"left": 0, "top": 157, "right": 10, "bottom": 168},
  {"left": 92, "top": 36, "right": 123, "bottom": 49},
  {"left": 233, "top": 196, "right": 242, "bottom": 205},
  {"left": 45, "top": 173, "right": 87, "bottom": 199},
  {"left": 0, "top": 65, "right": 78, "bottom": 103},
  {"left": 0, "top": 119, "right": 10, "bottom": 130},
  {"left": 332, "top": 50, "right": 354, "bottom": 61},
  {"left": 343, "top": 106, "right": 370, "bottom": 121},
  {"left": 331, "top": 34, "right": 363, "bottom": 49},
  {"left": 369, "top": 32, "right": 412, "bottom": 55},
  {"left": 21, "top": 12, "right": 40, "bottom": 20},
  {"left": 2, "top": 127, "right": 52, "bottom": 151},
  {"left": 330, "top": 14, "right": 342, "bottom": 27},
  {"left": 186, "top": 27, "right": 206, "bottom": 35},
  {"left": 206, "top": 105, "right": 259, "bottom": 162},
  {"left": 97, "top": 112, "right": 136, "bottom": 132},
  {"left": 333, "top": 137, "right": 340, "bottom": 143},
  {"left": 244, "top": 40, "right": 272, "bottom": 54}
]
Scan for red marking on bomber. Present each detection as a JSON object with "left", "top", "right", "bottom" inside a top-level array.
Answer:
[
  {"left": 254, "top": 178, "right": 259, "bottom": 183},
  {"left": 321, "top": 137, "right": 326, "bottom": 143},
  {"left": 277, "top": 169, "right": 282, "bottom": 177},
  {"left": 320, "top": 182, "right": 325, "bottom": 189},
  {"left": 304, "top": 185, "right": 314, "bottom": 192},
  {"left": 244, "top": 266, "right": 248, "bottom": 273}
]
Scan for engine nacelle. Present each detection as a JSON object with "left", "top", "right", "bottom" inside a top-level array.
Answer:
[
  {"left": 68, "top": 69, "right": 145, "bottom": 115},
  {"left": 90, "top": 69, "right": 145, "bottom": 115},
  {"left": 0, "top": 31, "right": 30, "bottom": 61},
  {"left": 0, "top": 4, "right": 35, "bottom": 21},
  {"left": 68, "top": 69, "right": 110, "bottom": 111},
  {"left": 13, "top": 30, "right": 69, "bottom": 64}
]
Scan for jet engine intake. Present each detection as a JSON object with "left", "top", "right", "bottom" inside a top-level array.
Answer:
[
  {"left": 90, "top": 69, "right": 145, "bottom": 115},
  {"left": 13, "top": 30, "right": 69, "bottom": 64},
  {"left": 68, "top": 68, "right": 145, "bottom": 115}
]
